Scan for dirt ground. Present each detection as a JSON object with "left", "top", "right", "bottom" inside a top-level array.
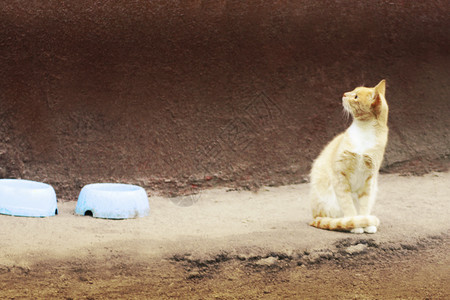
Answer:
[{"left": 0, "top": 172, "right": 449, "bottom": 299}]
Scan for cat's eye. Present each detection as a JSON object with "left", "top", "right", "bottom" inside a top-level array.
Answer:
[{"left": 355, "top": 95, "right": 358, "bottom": 99}]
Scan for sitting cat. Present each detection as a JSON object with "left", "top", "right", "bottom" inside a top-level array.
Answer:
[{"left": 309, "top": 80, "right": 388, "bottom": 234}]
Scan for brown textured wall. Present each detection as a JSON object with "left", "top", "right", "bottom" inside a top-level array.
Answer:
[{"left": 0, "top": 1, "right": 449, "bottom": 199}]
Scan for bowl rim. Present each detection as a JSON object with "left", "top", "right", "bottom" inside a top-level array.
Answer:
[
  {"left": 0, "top": 179, "right": 54, "bottom": 190},
  {"left": 81, "top": 182, "right": 144, "bottom": 192}
]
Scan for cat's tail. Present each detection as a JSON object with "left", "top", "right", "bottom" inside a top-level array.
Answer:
[{"left": 309, "top": 216, "right": 380, "bottom": 231}]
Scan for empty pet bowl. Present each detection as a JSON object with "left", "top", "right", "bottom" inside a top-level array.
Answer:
[
  {"left": 75, "top": 183, "right": 149, "bottom": 219},
  {"left": 0, "top": 179, "right": 58, "bottom": 217}
]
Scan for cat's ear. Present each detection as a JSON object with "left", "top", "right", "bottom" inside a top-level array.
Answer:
[
  {"left": 374, "top": 79, "right": 386, "bottom": 96},
  {"left": 371, "top": 80, "right": 385, "bottom": 116}
]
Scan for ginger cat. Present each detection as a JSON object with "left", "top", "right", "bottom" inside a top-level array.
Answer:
[{"left": 309, "top": 80, "right": 388, "bottom": 234}]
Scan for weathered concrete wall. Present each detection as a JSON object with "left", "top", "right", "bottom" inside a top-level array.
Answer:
[{"left": 0, "top": 1, "right": 449, "bottom": 199}]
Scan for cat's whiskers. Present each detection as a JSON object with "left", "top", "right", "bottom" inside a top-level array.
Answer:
[
  {"left": 342, "top": 107, "right": 350, "bottom": 121},
  {"left": 341, "top": 98, "right": 351, "bottom": 121}
]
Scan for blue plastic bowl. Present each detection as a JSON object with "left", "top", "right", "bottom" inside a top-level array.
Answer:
[
  {"left": 75, "top": 183, "right": 149, "bottom": 219},
  {"left": 0, "top": 179, "right": 58, "bottom": 217}
]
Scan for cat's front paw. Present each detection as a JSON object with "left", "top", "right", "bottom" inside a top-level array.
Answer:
[
  {"left": 350, "top": 227, "right": 364, "bottom": 234},
  {"left": 364, "top": 225, "right": 377, "bottom": 234}
]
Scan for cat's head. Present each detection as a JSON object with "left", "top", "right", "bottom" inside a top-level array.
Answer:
[{"left": 342, "top": 80, "right": 387, "bottom": 122}]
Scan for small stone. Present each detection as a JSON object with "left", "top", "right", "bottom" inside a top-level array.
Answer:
[
  {"left": 319, "top": 250, "right": 334, "bottom": 259},
  {"left": 345, "top": 243, "right": 368, "bottom": 255},
  {"left": 305, "top": 251, "right": 321, "bottom": 263},
  {"left": 255, "top": 257, "right": 278, "bottom": 266}
]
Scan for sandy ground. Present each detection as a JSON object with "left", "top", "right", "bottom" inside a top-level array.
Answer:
[{"left": 0, "top": 172, "right": 449, "bottom": 299}]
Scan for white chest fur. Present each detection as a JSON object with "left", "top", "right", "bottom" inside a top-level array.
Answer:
[{"left": 347, "top": 121, "right": 377, "bottom": 154}]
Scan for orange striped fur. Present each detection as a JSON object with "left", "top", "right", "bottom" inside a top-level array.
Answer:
[{"left": 310, "top": 216, "right": 380, "bottom": 231}]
